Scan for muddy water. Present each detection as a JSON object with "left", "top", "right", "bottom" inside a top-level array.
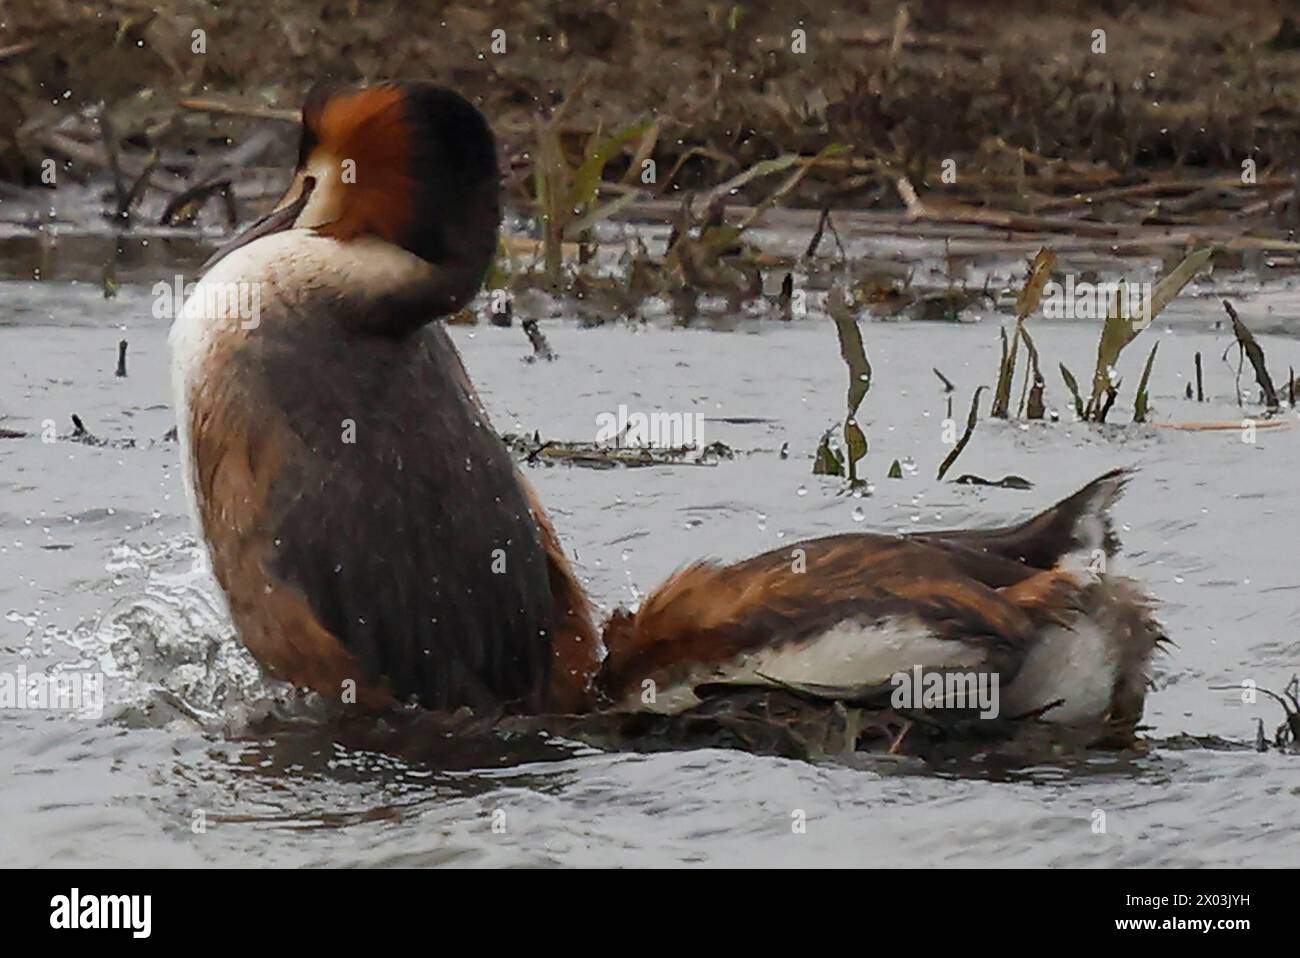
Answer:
[{"left": 2, "top": 278, "right": 1299, "bottom": 867}]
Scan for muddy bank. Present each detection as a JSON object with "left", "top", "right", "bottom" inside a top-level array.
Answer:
[
  {"left": 5, "top": 0, "right": 1300, "bottom": 209},
  {"left": 6, "top": 1, "right": 1300, "bottom": 308}
]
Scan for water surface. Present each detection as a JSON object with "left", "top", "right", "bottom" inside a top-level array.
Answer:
[{"left": 2, "top": 279, "right": 1299, "bottom": 867}]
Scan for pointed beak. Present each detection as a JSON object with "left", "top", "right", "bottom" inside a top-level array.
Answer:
[{"left": 201, "top": 176, "right": 317, "bottom": 273}]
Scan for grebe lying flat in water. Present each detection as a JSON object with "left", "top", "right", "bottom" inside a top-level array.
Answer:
[{"left": 171, "top": 82, "right": 1165, "bottom": 750}]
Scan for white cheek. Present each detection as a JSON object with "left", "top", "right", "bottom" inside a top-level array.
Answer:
[{"left": 297, "top": 156, "right": 343, "bottom": 230}]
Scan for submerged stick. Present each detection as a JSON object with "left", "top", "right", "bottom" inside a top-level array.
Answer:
[
  {"left": 938, "top": 386, "right": 985, "bottom": 481},
  {"left": 522, "top": 319, "right": 555, "bottom": 361},
  {"left": 805, "top": 208, "right": 831, "bottom": 258},
  {"left": 1210, "top": 679, "right": 1300, "bottom": 747},
  {"left": 117, "top": 150, "right": 160, "bottom": 221},
  {"left": 1222, "top": 300, "right": 1279, "bottom": 410},
  {"left": 1019, "top": 325, "right": 1047, "bottom": 420},
  {"left": 1097, "top": 387, "right": 1119, "bottom": 423},
  {"left": 991, "top": 326, "right": 1014, "bottom": 418},
  {"left": 98, "top": 109, "right": 128, "bottom": 216},
  {"left": 159, "top": 178, "right": 234, "bottom": 227},
  {"left": 178, "top": 97, "right": 298, "bottom": 123},
  {"left": 802, "top": 208, "right": 847, "bottom": 263},
  {"left": 1153, "top": 420, "right": 1291, "bottom": 431}
]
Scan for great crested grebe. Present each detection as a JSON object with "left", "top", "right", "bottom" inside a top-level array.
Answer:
[
  {"left": 171, "top": 81, "right": 599, "bottom": 714},
  {"left": 172, "top": 82, "right": 1165, "bottom": 748},
  {"left": 599, "top": 468, "right": 1165, "bottom": 747}
]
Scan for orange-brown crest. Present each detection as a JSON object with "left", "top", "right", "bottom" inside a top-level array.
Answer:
[
  {"left": 203, "top": 81, "right": 500, "bottom": 298},
  {"left": 304, "top": 85, "right": 415, "bottom": 248}
]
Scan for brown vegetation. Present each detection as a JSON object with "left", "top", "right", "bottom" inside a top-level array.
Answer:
[{"left": 5, "top": 0, "right": 1300, "bottom": 213}]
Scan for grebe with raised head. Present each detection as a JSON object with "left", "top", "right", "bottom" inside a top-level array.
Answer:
[{"left": 171, "top": 82, "right": 599, "bottom": 714}]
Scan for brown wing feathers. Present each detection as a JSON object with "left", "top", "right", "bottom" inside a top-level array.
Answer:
[
  {"left": 597, "top": 534, "right": 1051, "bottom": 705},
  {"left": 526, "top": 478, "right": 603, "bottom": 713},
  {"left": 426, "top": 322, "right": 602, "bottom": 712},
  {"left": 188, "top": 318, "right": 561, "bottom": 713},
  {"left": 189, "top": 343, "right": 393, "bottom": 708},
  {"left": 598, "top": 472, "right": 1144, "bottom": 710}
]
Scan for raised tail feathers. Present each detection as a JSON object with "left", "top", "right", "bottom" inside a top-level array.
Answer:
[{"left": 911, "top": 468, "right": 1132, "bottom": 570}]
